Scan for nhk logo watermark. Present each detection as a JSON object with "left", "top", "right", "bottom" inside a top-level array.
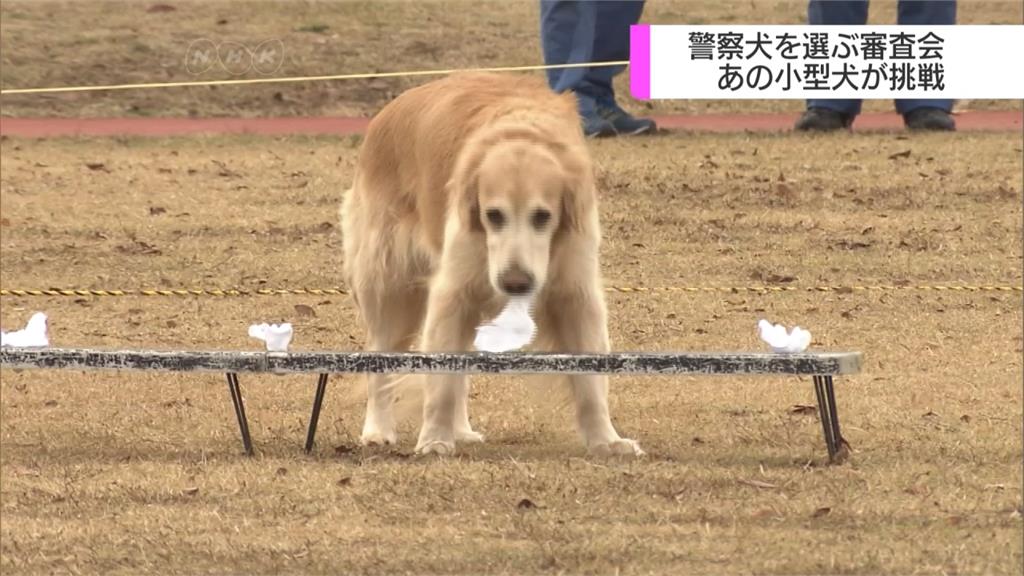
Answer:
[{"left": 185, "top": 39, "right": 285, "bottom": 76}]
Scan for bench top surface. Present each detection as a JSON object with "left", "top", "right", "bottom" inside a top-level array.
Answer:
[{"left": 1, "top": 347, "right": 862, "bottom": 375}]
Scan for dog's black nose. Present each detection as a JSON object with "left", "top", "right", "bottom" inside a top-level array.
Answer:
[{"left": 499, "top": 269, "right": 534, "bottom": 295}]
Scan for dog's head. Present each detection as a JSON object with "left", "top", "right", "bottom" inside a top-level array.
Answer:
[{"left": 449, "top": 130, "right": 595, "bottom": 298}]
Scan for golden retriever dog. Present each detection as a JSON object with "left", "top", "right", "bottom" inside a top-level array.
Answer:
[{"left": 341, "top": 72, "right": 642, "bottom": 457}]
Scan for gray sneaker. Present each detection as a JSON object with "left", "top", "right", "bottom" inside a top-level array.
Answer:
[
  {"left": 794, "top": 107, "right": 854, "bottom": 132},
  {"left": 904, "top": 107, "right": 955, "bottom": 131},
  {"left": 582, "top": 114, "right": 617, "bottom": 138},
  {"left": 597, "top": 103, "right": 657, "bottom": 135}
]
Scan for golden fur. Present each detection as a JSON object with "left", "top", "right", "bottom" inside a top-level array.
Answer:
[{"left": 341, "top": 72, "right": 642, "bottom": 456}]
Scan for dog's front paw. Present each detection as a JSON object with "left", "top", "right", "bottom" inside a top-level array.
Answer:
[
  {"left": 455, "top": 429, "right": 486, "bottom": 444},
  {"left": 415, "top": 439, "right": 456, "bottom": 456},
  {"left": 360, "top": 430, "right": 397, "bottom": 446},
  {"left": 360, "top": 420, "right": 397, "bottom": 446},
  {"left": 588, "top": 438, "right": 645, "bottom": 458}
]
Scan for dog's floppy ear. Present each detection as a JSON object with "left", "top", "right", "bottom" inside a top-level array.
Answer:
[
  {"left": 448, "top": 148, "right": 485, "bottom": 234},
  {"left": 554, "top": 142, "right": 596, "bottom": 235}
]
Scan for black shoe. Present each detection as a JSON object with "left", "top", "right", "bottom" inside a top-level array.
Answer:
[
  {"left": 581, "top": 113, "right": 617, "bottom": 138},
  {"left": 794, "top": 107, "right": 853, "bottom": 132},
  {"left": 904, "top": 107, "right": 956, "bottom": 131},
  {"left": 597, "top": 103, "right": 657, "bottom": 135}
]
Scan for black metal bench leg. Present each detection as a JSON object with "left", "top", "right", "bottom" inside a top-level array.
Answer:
[
  {"left": 226, "top": 372, "right": 254, "bottom": 456},
  {"left": 813, "top": 374, "right": 849, "bottom": 464},
  {"left": 813, "top": 375, "right": 836, "bottom": 460},
  {"left": 305, "top": 373, "right": 329, "bottom": 453}
]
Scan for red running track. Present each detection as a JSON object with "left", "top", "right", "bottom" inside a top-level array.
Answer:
[{"left": 0, "top": 110, "right": 1020, "bottom": 137}]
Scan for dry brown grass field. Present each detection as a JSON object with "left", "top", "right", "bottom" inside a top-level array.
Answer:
[
  {"left": 0, "top": 0, "right": 1022, "bottom": 118},
  {"left": 1, "top": 0, "right": 1023, "bottom": 574},
  {"left": 1, "top": 130, "right": 1022, "bottom": 574}
]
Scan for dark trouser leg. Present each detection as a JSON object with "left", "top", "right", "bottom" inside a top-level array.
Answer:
[
  {"left": 805, "top": 0, "right": 869, "bottom": 116},
  {"left": 586, "top": 0, "right": 646, "bottom": 108},
  {"left": 894, "top": 0, "right": 956, "bottom": 115},
  {"left": 539, "top": 0, "right": 598, "bottom": 114}
]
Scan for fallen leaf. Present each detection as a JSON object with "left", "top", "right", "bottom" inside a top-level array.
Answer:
[
  {"left": 833, "top": 239, "right": 873, "bottom": 250},
  {"left": 182, "top": 487, "right": 199, "bottom": 496},
  {"left": 337, "top": 477, "right": 352, "bottom": 486},
  {"left": 766, "top": 273, "right": 796, "bottom": 284},
  {"left": 149, "top": 206, "right": 167, "bottom": 216},
  {"left": 812, "top": 507, "right": 832, "bottom": 518},
  {"left": 904, "top": 484, "right": 927, "bottom": 495},
  {"left": 116, "top": 240, "right": 162, "bottom": 256},
  {"left": 294, "top": 304, "right": 316, "bottom": 317},
  {"left": 44, "top": 400, "right": 58, "bottom": 407},
  {"left": 888, "top": 150, "right": 912, "bottom": 160},
  {"left": 517, "top": 498, "right": 538, "bottom": 510},
  {"left": 922, "top": 410, "right": 939, "bottom": 418},
  {"left": 691, "top": 436, "right": 705, "bottom": 445},
  {"left": 775, "top": 183, "right": 795, "bottom": 197},
  {"left": 738, "top": 479, "right": 777, "bottom": 490},
  {"left": 211, "top": 160, "right": 240, "bottom": 178},
  {"left": 960, "top": 414, "right": 971, "bottom": 423},
  {"left": 85, "top": 162, "right": 109, "bottom": 172}
]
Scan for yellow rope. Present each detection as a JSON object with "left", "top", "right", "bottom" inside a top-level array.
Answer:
[
  {"left": 0, "top": 61, "right": 629, "bottom": 96},
  {"left": 1, "top": 285, "right": 1020, "bottom": 298}
]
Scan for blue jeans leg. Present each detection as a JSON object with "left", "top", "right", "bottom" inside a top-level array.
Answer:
[
  {"left": 805, "top": 0, "right": 868, "bottom": 116},
  {"left": 540, "top": 0, "right": 598, "bottom": 114},
  {"left": 587, "top": 0, "right": 646, "bottom": 108},
  {"left": 894, "top": 0, "right": 956, "bottom": 114}
]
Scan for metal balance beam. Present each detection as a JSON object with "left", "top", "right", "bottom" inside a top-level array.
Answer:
[{"left": 0, "top": 348, "right": 861, "bottom": 462}]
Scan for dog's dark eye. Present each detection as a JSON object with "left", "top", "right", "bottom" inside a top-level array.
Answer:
[
  {"left": 485, "top": 209, "right": 506, "bottom": 227},
  {"left": 531, "top": 209, "right": 552, "bottom": 229}
]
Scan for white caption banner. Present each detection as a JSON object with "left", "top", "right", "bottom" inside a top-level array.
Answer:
[{"left": 630, "top": 25, "right": 1024, "bottom": 100}]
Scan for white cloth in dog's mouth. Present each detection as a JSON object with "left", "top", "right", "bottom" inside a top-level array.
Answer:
[
  {"left": 1, "top": 312, "right": 50, "bottom": 348},
  {"left": 474, "top": 296, "right": 536, "bottom": 353},
  {"left": 758, "top": 319, "right": 811, "bottom": 353},
  {"left": 248, "top": 322, "right": 293, "bottom": 352}
]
